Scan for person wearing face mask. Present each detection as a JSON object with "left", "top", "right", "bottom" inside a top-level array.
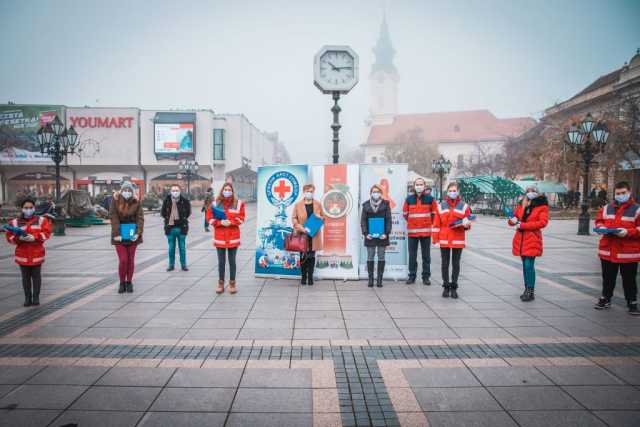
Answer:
[
  {"left": 594, "top": 181, "right": 640, "bottom": 315},
  {"left": 403, "top": 178, "right": 438, "bottom": 285},
  {"left": 508, "top": 183, "right": 549, "bottom": 302},
  {"left": 109, "top": 182, "right": 144, "bottom": 294},
  {"left": 292, "top": 184, "right": 324, "bottom": 285},
  {"left": 161, "top": 184, "right": 192, "bottom": 272},
  {"left": 203, "top": 187, "right": 215, "bottom": 231},
  {"left": 361, "top": 184, "right": 392, "bottom": 288},
  {"left": 5, "top": 198, "right": 51, "bottom": 307},
  {"left": 207, "top": 183, "right": 245, "bottom": 294},
  {"left": 432, "top": 182, "right": 472, "bottom": 298}
]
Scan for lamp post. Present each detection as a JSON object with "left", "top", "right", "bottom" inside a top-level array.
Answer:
[
  {"left": 431, "top": 154, "right": 452, "bottom": 202},
  {"left": 565, "top": 112, "right": 609, "bottom": 236},
  {"left": 36, "top": 116, "right": 79, "bottom": 236},
  {"left": 178, "top": 160, "right": 199, "bottom": 199}
]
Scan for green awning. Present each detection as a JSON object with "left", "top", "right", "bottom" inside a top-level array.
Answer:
[
  {"left": 513, "top": 181, "right": 568, "bottom": 194},
  {"left": 457, "top": 175, "right": 525, "bottom": 210}
]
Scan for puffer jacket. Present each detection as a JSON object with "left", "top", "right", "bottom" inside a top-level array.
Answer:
[
  {"left": 109, "top": 192, "right": 145, "bottom": 245},
  {"left": 206, "top": 197, "right": 246, "bottom": 248},
  {"left": 509, "top": 196, "right": 549, "bottom": 257},
  {"left": 595, "top": 197, "right": 640, "bottom": 263},
  {"left": 432, "top": 197, "right": 472, "bottom": 249},
  {"left": 5, "top": 214, "right": 51, "bottom": 265}
]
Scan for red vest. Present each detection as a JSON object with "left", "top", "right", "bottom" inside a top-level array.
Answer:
[
  {"left": 5, "top": 216, "right": 51, "bottom": 265},
  {"left": 595, "top": 199, "right": 640, "bottom": 263},
  {"left": 206, "top": 198, "right": 246, "bottom": 248},
  {"left": 403, "top": 194, "right": 438, "bottom": 237}
]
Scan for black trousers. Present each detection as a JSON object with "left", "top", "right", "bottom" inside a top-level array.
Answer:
[
  {"left": 408, "top": 236, "right": 431, "bottom": 279},
  {"left": 441, "top": 247, "right": 463, "bottom": 284},
  {"left": 217, "top": 247, "right": 238, "bottom": 281},
  {"left": 20, "top": 264, "right": 42, "bottom": 294},
  {"left": 601, "top": 259, "right": 638, "bottom": 301}
]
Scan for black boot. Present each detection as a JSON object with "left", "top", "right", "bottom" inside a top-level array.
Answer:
[
  {"left": 442, "top": 283, "right": 450, "bottom": 298},
  {"left": 367, "top": 261, "right": 374, "bottom": 287},
  {"left": 300, "top": 262, "right": 308, "bottom": 285},
  {"left": 32, "top": 292, "right": 40, "bottom": 306},
  {"left": 450, "top": 283, "right": 459, "bottom": 299},
  {"left": 308, "top": 262, "right": 315, "bottom": 286},
  {"left": 520, "top": 285, "right": 527, "bottom": 300},
  {"left": 376, "top": 261, "right": 385, "bottom": 287},
  {"left": 125, "top": 282, "right": 133, "bottom": 293},
  {"left": 23, "top": 293, "right": 32, "bottom": 307},
  {"left": 118, "top": 282, "right": 126, "bottom": 294},
  {"left": 521, "top": 286, "right": 534, "bottom": 302}
]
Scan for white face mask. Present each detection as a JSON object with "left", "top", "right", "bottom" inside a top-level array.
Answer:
[
  {"left": 171, "top": 191, "right": 181, "bottom": 198},
  {"left": 615, "top": 194, "right": 630, "bottom": 203},
  {"left": 526, "top": 192, "right": 537, "bottom": 200},
  {"left": 222, "top": 190, "right": 233, "bottom": 198},
  {"left": 122, "top": 191, "right": 132, "bottom": 200},
  {"left": 304, "top": 192, "right": 313, "bottom": 200},
  {"left": 371, "top": 192, "right": 381, "bottom": 200},
  {"left": 414, "top": 185, "right": 425, "bottom": 193},
  {"left": 447, "top": 191, "right": 459, "bottom": 199}
]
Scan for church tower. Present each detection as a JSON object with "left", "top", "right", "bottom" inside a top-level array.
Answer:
[{"left": 368, "top": 13, "right": 399, "bottom": 126}]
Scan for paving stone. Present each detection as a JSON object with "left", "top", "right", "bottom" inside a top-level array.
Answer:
[
  {"left": 96, "top": 367, "right": 177, "bottom": 387},
  {"left": 347, "top": 328, "right": 404, "bottom": 340},
  {"left": 26, "top": 366, "right": 109, "bottom": 385},
  {"left": 0, "top": 384, "right": 88, "bottom": 409},
  {"left": 51, "top": 410, "right": 144, "bottom": 427},
  {"left": 240, "top": 369, "right": 312, "bottom": 388},
  {"left": 537, "top": 365, "right": 626, "bottom": 386},
  {"left": 70, "top": 386, "right": 161, "bottom": 411},
  {"left": 602, "top": 365, "right": 640, "bottom": 385},
  {"left": 403, "top": 368, "right": 481, "bottom": 388},
  {"left": 293, "top": 328, "right": 348, "bottom": 340},
  {"left": 0, "top": 365, "right": 44, "bottom": 384},
  {"left": 237, "top": 328, "right": 293, "bottom": 340},
  {"left": 150, "top": 388, "right": 235, "bottom": 412},
  {"left": 0, "top": 409, "right": 61, "bottom": 427},
  {"left": 487, "top": 386, "right": 583, "bottom": 410},
  {"left": 592, "top": 411, "right": 640, "bottom": 427},
  {"left": 425, "top": 411, "right": 517, "bottom": 427},
  {"left": 562, "top": 386, "right": 640, "bottom": 410},
  {"left": 226, "top": 413, "right": 313, "bottom": 426},
  {"left": 413, "top": 387, "right": 502, "bottom": 411},
  {"left": 470, "top": 367, "right": 554, "bottom": 386},
  {"left": 167, "top": 368, "right": 242, "bottom": 388},
  {"left": 140, "top": 412, "right": 227, "bottom": 427},
  {"left": 231, "top": 388, "right": 313, "bottom": 412},
  {"left": 509, "top": 410, "right": 607, "bottom": 427}
]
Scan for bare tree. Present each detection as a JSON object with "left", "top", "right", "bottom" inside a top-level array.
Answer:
[
  {"left": 342, "top": 146, "right": 365, "bottom": 164},
  {"left": 456, "top": 142, "right": 504, "bottom": 177},
  {"left": 383, "top": 126, "right": 441, "bottom": 180}
]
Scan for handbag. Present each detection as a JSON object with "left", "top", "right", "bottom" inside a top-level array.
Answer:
[{"left": 284, "top": 232, "right": 308, "bottom": 253}]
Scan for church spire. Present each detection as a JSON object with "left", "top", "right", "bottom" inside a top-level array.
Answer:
[{"left": 371, "top": 11, "right": 397, "bottom": 75}]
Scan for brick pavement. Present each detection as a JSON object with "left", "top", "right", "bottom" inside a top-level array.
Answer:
[{"left": 0, "top": 204, "right": 638, "bottom": 426}]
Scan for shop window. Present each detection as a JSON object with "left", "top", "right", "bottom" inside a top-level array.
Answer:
[{"left": 214, "top": 129, "right": 225, "bottom": 160}]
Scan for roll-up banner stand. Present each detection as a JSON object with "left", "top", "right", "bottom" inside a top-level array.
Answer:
[
  {"left": 312, "top": 164, "right": 360, "bottom": 280},
  {"left": 359, "top": 164, "right": 409, "bottom": 279},
  {"left": 255, "top": 164, "right": 309, "bottom": 278}
]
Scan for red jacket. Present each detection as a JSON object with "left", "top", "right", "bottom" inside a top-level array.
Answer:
[
  {"left": 509, "top": 196, "right": 549, "bottom": 257},
  {"left": 403, "top": 193, "right": 438, "bottom": 237},
  {"left": 595, "top": 198, "right": 640, "bottom": 263},
  {"left": 5, "top": 215, "right": 51, "bottom": 266},
  {"left": 432, "top": 197, "right": 471, "bottom": 249},
  {"left": 206, "top": 197, "right": 246, "bottom": 249}
]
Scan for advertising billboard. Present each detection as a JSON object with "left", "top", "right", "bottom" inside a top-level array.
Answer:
[
  {"left": 154, "top": 123, "right": 195, "bottom": 154},
  {"left": 0, "top": 105, "right": 63, "bottom": 163}
]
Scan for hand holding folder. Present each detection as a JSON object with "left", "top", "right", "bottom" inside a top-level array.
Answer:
[
  {"left": 369, "top": 218, "right": 385, "bottom": 238},
  {"left": 210, "top": 205, "right": 227, "bottom": 220}
]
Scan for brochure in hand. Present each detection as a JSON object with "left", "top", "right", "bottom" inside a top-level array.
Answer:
[
  {"left": 505, "top": 206, "right": 520, "bottom": 224},
  {"left": 449, "top": 215, "right": 477, "bottom": 227},
  {"left": 210, "top": 204, "right": 227, "bottom": 220},
  {"left": 4, "top": 225, "right": 28, "bottom": 237},
  {"left": 303, "top": 215, "right": 324, "bottom": 238},
  {"left": 593, "top": 228, "right": 622, "bottom": 234},
  {"left": 369, "top": 218, "right": 385, "bottom": 239}
]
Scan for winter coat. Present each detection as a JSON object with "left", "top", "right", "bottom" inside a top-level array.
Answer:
[
  {"left": 202, "top": 192, "right": 215, "bottom": 212},
  {"left": 403, "top": 193, "right": 438, "bottom": 237},
  {"left": 291, "top": 199, "right": 324, "bottom": 252},
  {"left": 5, "top": 214, "right": 51, "bottom": 266},
  {"left": 103, "top": 195, "right": 113, "bottom": 212},
  {"left": 595, "top": 198, "right": 640, "bottom": 263},
  {"left": 161, "top": 195, "right": 191, "bottom": 235},
  {"left": 206, "top": 197, "right": 245, "bottom": 248},
  {"left": 361, "top": 199, "right": 392, "bottom": 247},
  {"left": 509, "top": 196, "right": 549, "bottom": 257},
  {"left": 109, "top": 192, "right": 145, "bottom": 246},
  {"left": 432, "top": 197, "right": 471, "bottom": 249}
]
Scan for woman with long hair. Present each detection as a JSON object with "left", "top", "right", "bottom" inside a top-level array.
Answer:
[
  {"left": 361, "top": 184, "right": 392, "bottom": 287},
  {"left": 206, "top": 183, "right": 245, "bottom": 294},
  {"left": 291, "top": 184, "right": 324, "bottom": 285},
  {"left": 109, "top": 181, "right": 144, "bottom": 294}
]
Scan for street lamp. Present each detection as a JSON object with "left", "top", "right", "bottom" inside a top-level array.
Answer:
[
  {"left": 565, "top": 112, "right": 609, "bottom": 235},
  {"left": 178, "top": 160, "right": 199, "bottom": 199},
  {"left": 36, "top": 116, "right": 79, "bottom": 236},
  {"left": 431, "top": 154, "right": 452, "bottom": 202}
]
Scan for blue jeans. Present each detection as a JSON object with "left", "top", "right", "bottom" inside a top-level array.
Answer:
[
  {"left": 521, "top": 256, "right": 536, "bottom": 288},
  {"left": 204, "top": 217, "right": 209, "bottom": 229},
  {"left": 167, "top": 227, "right": 186, "bottom": 266},
  {"left": 408, "top": 236, "right": 431, "bottom": 279}
]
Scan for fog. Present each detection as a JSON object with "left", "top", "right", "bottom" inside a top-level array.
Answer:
[{"left": 1, "top": 0, "right": 638, "bottom": 164}]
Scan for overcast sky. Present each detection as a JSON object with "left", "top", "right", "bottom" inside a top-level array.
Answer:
[{"left": 1, "top": 0, "right": 639, "bottom": 164}]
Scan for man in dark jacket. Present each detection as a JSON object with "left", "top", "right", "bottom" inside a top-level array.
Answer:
[
  {"left": 161, "top": 184, "right": 191, "bottom": 271},
  {"left": 566, "top": 188, "right": 575, "bottom": 210}
]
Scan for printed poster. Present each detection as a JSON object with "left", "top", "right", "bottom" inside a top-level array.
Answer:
[
  {"left": 0, "top": 105, "right": 63, "bottom": 163},
  {"left": 312, "top": 164, "right": 360, "bottom": 280},
  {"left": 359, "top": 163, "right": 409, "bottom": 279},
  {"left": 255, "top": 164, "right": 308, "bottom": 278}
]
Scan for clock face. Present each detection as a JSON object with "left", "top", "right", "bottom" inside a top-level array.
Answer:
[{"left": 318, "top": 51, "right": 355, "bottom": 86}]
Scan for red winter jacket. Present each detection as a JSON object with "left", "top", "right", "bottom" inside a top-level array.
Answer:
[
  {"left": 206, "top": 197, "right": 246, "bottom": 249},
  {"left": 5, "top": 215, "right": 51, "bottom": 266},
  {"left": 509, "top": 196, "right": 549, "bottom": 257},
  {"left": 595, "top": 198, "right": 640, "bottom": 263},
  {"left": 432, "top": 197, "right": 472, "bottom": 249}
]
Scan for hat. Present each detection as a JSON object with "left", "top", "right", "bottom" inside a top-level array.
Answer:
[
  {"left": 525, "top": 183, "right": 539, "bottom": 193},
  {"left": 121, "top": 181, "right": 135, "bottom": 192},
  {"left": 601, "top": 184, "right": 606, "bottom": 190}
]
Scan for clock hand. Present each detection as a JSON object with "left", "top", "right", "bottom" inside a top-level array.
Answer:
[
  {"left": 327, "top": 61, "right": 340, "bottom": 71},
  {"left": 335, "top": 67, "right": 353, "bottom": 70}
]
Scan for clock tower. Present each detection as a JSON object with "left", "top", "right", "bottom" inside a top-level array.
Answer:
[{"left": 367, "top": 13, "right": 399, "bottom": 128}]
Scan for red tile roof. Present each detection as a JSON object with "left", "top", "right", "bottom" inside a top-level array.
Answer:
[{"left": 366, "top": 110, "right": 536, "bottom": 145}]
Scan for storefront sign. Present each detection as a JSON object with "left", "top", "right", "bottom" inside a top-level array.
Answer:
[
  {"left": 255, "top": 165, "right": 308, "bottom": 278},
  {"left": 0, "top": 105, "right": 62, "bottom": 163},
  {"left": 93, "top": 180, "right": 122, "bottom": 185},
  {"left": 359, "top": 164, "right": 408, "bottom": 279},
  {"left": 313, "top": 164, "right": 360, "bottom": 280},
  {"left": 69, "top": 116, "right": 135, "bottom": 128}
]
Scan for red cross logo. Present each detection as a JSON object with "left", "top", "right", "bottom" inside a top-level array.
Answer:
[{"left": 273, "top": 180, "right": 291, "bottom": 199}]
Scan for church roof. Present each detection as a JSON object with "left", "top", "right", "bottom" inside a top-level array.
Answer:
[
  {"left": 371, "top": 14, "right": 397, "bottom": 75},
  {"left": 366, "top": 110, "right": 535, "bottom": 144},
  {"left": 569, "top": 68, "right": 623, "bottom": 100}
]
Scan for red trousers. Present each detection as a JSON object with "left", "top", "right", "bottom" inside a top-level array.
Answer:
[{"left": 115, "top": 244, "right": 137, "bottom": 282}]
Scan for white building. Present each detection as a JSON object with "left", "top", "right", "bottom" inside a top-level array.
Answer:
[{"left": 0, "top": 105, "right": 285, "bottom": 203}]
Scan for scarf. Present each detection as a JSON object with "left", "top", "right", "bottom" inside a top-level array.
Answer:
[
  {"left": 169, "top": 196, "right": 180, "bottom": 226},
  {"left": 370, "top": 196, "right": 382, "bottom": 213}
]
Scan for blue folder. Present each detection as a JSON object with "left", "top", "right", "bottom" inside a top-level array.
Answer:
[
  {"left": 369, "top": 218, "right": 385, "bottom": 239},
  {"left": 593, "top": 228, "right": 622, "bottom": 234},
  {"left": 4, "top": 225, "right": 28, "bottom": 237},
  {"left": 303, "top": 215, "right": 324, "bottom": 238},
  {"left": 210, "top": 204, "right": 227, "bottom": 220},
  {"left": 120, "top": 223, "right": 137, "bottom": 240}
]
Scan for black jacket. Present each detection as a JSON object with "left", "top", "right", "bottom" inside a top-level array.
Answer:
[
  {"left": 361, "top": 199, "right": 392, "bottom": 247},
  {"left": 161, "top": 195, "right": 191, "bottom": 235}
]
